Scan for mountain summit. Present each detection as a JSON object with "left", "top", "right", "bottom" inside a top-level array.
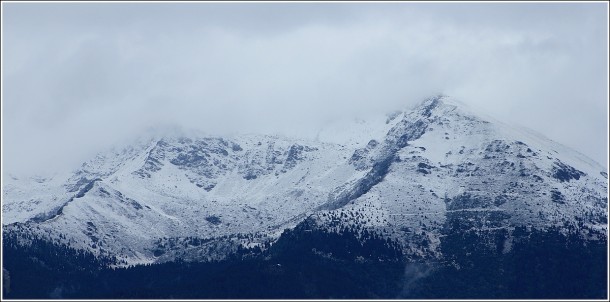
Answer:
[
  {"left": 3, "top": 96, "right": 607, "bottom": 265},
  {"left": 3, "top": 96, "right": 608, "bottom": 298}
]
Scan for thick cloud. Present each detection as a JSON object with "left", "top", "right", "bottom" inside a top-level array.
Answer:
[{"left": 2, "top": 2, "right": 608, "bottom": 175}]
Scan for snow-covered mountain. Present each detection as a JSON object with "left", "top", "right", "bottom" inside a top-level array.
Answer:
[{"left": 3, "top": 95, "right": 607, "bottom": 264}]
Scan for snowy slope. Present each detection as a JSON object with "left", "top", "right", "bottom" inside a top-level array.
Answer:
[
  {"left": 311, "top": 96, "right": 607, "bottom": 258},
  {"left": 3, "top": 131, "right": 368, "bottom": 262},
  {"left": 3, "top": 95, "right": 607, "bottom": 264}
]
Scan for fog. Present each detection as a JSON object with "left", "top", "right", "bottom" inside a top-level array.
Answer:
[{"left": 2, "top": 2, "right": 608, "bottom": 175}]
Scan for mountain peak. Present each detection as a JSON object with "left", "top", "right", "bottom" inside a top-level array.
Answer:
[
  {"left": 410, "top": 94, "right": 474, "bottom": 117},
  {"left": 3, "top": 94, "right": 606, "bottom": 268}
]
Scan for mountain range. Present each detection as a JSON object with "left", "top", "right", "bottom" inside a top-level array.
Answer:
[{"left": 2, "top": 95, "right": 607, "bottom": 299}]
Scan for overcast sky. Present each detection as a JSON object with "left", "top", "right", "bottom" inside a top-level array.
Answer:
[{"left": 2, "top": 2, "right": 608, "bottom": 175}]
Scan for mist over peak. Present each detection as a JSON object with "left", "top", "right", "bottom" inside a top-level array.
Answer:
[{"left": 3, "top": 3, "right": 607, "bottom": 176}]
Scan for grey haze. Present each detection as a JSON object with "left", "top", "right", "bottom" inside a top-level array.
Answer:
[{"left": 2, "top": 2, "right": 608, "bottom": 175}]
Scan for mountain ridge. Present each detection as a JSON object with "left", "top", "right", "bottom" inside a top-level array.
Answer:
[{"left": 2, "top": 95, "right": 607, "bottom": 265}]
